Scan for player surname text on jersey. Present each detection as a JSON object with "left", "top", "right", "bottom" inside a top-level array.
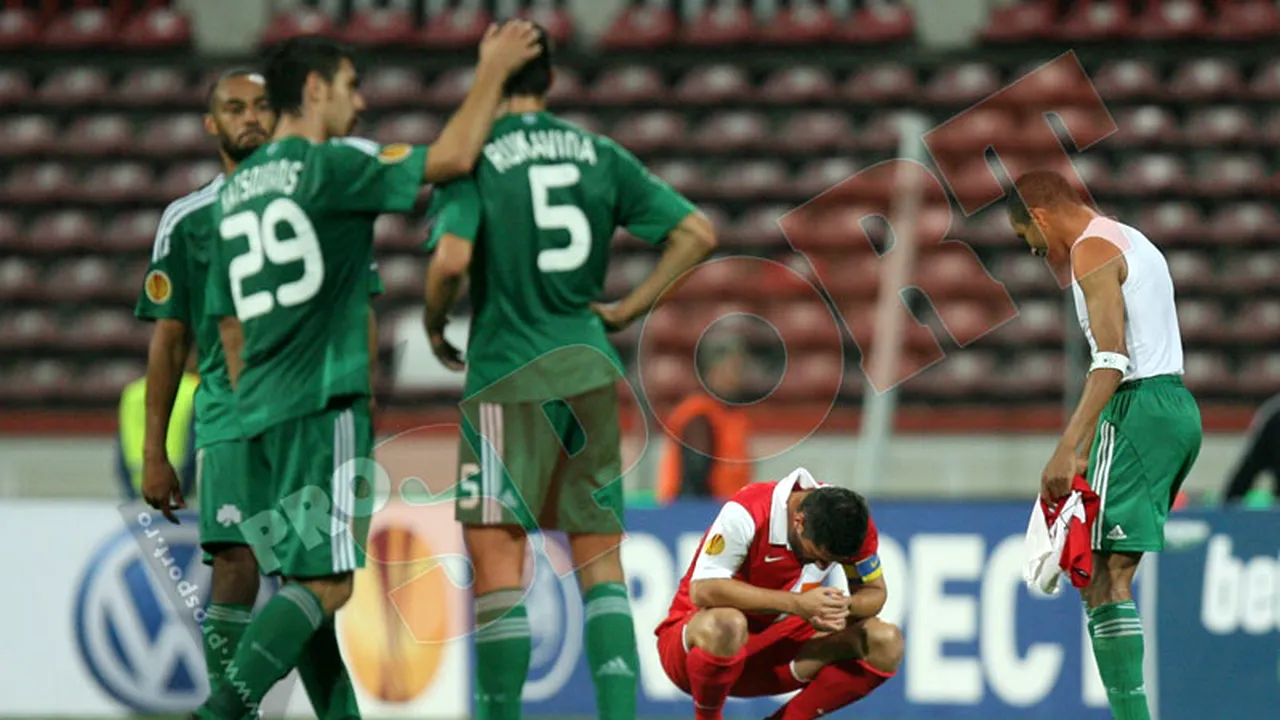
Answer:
[
  {"left": 220, "top": 159, "right": 304, "bottom": 213},
  {"left": 484, "top": 128, "right": 597, "bottom": 174}
]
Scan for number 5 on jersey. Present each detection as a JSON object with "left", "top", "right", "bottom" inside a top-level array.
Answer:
[
  {"left": 531, "top": 164, "right": 591, "bottom": 273},
  {"left": 221, "top": 198, "right": 325, "bottom": 321}
]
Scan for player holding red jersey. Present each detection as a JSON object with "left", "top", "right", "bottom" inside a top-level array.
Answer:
[{"left": 656, "top": 468, "right": 903, "bottom": 720}]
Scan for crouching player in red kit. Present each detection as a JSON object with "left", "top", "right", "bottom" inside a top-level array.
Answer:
[{"left": 656, "top": 468, "right": 904, "bottom": 720}]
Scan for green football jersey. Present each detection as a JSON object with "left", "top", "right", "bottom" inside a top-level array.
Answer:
[
  {"left": 425, "top": 111, "right": 697, "bottom": 402},
  {"left": 206, "top": 136, "right": 425, "bottom": 437},
  {"left": 137, "top": 174, "right": 388, "bottom": 446}
]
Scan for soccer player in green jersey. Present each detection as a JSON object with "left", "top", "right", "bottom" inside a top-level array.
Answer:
[
  {"left": 192, "top": 27, "right": 542, "bottom": 720},
  {"left": 1010, "top": 170, "right": 1202, "bottom": 720},
  {"left": 424, "top": 26, "right": 718, "bottom": 720},
  {"left": 137, "top": 68, "right": 387, "bottom": 719}
]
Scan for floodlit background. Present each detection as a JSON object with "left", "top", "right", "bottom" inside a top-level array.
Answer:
[{"left": 0, "top": 0, "right": 1277, "bottom": 719}]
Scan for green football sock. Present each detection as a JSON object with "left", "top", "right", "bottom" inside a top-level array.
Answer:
[
  {"left": 202, "top": 603, "right": 252, "bottom": 696},
  {"left": 584, "top": 583, "right": 638, "bottom": 720},
  {"left": 297, "top": 617, "right": 360, "bottom": 719},
  {"left": 473, "top": 588, "right": 531, "bottom": 720},
  {"left": 1088, "top": 601, "right": 1151, "bottom": 720},
  {"left": 201, "top": 584, "right": 325, "bottom": 720}
]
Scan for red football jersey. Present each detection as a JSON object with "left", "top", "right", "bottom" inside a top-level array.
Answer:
[{"left": 656, "top": 468, "right": 881, "bottom": 635}]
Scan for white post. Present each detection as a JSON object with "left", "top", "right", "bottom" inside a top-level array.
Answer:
[{"left": 855, "top": 113, "right": 930, "bottom": 496}]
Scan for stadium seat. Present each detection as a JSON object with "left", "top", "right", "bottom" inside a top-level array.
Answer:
[
  {"left": 1109, "top": 106, "right": 1180, "bottom": 148},
  {"left": 603, "top": 255, "right": 656, "bottom": 300},
  {"left": 1137, "top": 201, "right": 1205, "bottom": 245},
  {"left": 1233, "top": 300, "right": 1280, "bottom": 345},
  {"left": 713, "top": 160, "right": 789, "bottom": 200},
  {"left": 0, "top": 258, "right": 41, "bottom": 301},
  {"left": 1169, "top": 58, "right": 1246, "bottom": 101},
  {"left": 79, "top": 162, "right": 155, "bottom": 203},
  {"left": 994, "top": 253, "right": 1058, "bottom": 296},
  {"left": 1003, "top": 352, "right": 1065, "bottom": 397},
  {"left": 599, "top": 3, "right": 677, "bottom": 50},
  {"left": 0, "top": 211, "right": 19, "bottom": 250},
  {"left": 70, "top": 310, "right": 149, "bottom": 352},
  {"left": 360, "top": 67, "right": 427, "bottom": 108},
  {"left": 588, "top": 65, "right": 667, "bottom": 106},
  {"left": 673, "top": 256, "right": 751, "bottom": 301},
  {"left": 426, "top": 66, "right": 474, "bottom": 108},
  {"left": 792, "top": 157, "right": 861, "bottom": 198},
  {"left": 0, "top": 1, "right": 40, "bottom": 50},
  {"left": 856, "top": 110, "right": 915, "bottom": 150},
  {"left": 1, "top": 163, "right": 77, "bottom": 204},
  {"left": 841, "top": 1, "right": 915, "bottom": 43},
  {"left": 118, "top": 67, "right": 192, "bottom": 107},
  {"left": 1182, "top": 351, "right": 1233, "bottom": 395},
  {"left": 1215, "top": 0, "right": 1280, "bottom": 40},
  {"left": 925, "top": 108, "right": 1018, "bottom": 155},
  {"left": 674, "top": 64, "right": 754, "bottom": 105},
  {"left": 35, "top": 67, "right": 110, "bottom": 107},
  {"left": 557, "top": 111, "right": 604, "bottom": 135},
  {"left": 692, "top": 111, "right": 770, "bottom": 154},
  {"left": 760, "top": 1, "right": 838, "bottom": 44},
  {"left": 611, "top": 111, "right": 687, "bottom": 153},
  {"left": 372, "top": 113, "right": 441, "bottom": 146},
  {"left": 770, "top": 352, "right": 844, "bottom": 402},
  {"left": 0, "top": 361, "right": 74, "bottom": 405},
  {"left": 640, "top": 353, "right": 701, "bottom": 404},
  {"left": 373, "top": 214, "right": 413, "bottom": 252},
  {"left": 50, "top": 258, "right": 118, "bottom": 303},
  {"left": 1263, "top": 108, "right": 1280, "bottom": 145},
  {"left": 1207, "top": 202, "right": 1279, "bottom": 244},
  {"left": 80, "top": 360, "right": 147, "bottom": 404},
  {"left": 1056, "top": 0, "right": 1134, "bottom": 40},
  {"left": 1238, "top": 354, "right": 1280, "bottom": 396},
  {"left": 681, "top": 3, "right": 757, "bottom": 46},
  {"left": 119, "top": 4, "right": 192, "bottom": 48},
  {"left": 1112, "top": 154, "right": 1189, "bottom": 196},
  {"left": 63, "top": 115, "right": 135, "bottom": 157},
  {"left": 777, "top": 110, "right": 854, "bottom": 153},
  {"left": 1092, "top": 59, "right": 1164, "bottom": 101},
  {"left": 419, "top": 4, "right": 492, "bottom": 48},
  {"left": 141, "top": 114, "right": 207, "bottom": 157},
  {"left": 25, "top": 210, "right": 96, "bottom": 254},
  {"left": 1249, "top": 58, "right": 1280, "bottom": 100},
  {"left": 1183, "top": 105, "right": 1256, "bottom": 147},
  {"left": 343, "top": 6, "right": 416, "bottom": 46},
  {"left": 843, "top": 62, "right": 918, "bottom": 103},
  {"left": 993, "top": 297, "right": 1064, "bottom": 344},
  {"left": 1195, "top": 155, "right": 1269, "bottom": 197},
  {"left": 158, "top": 160, "right": 222, "bottom": 197},
  {"left": 545, "top": 66, "right": 585, "bottom": 104},
  {"left": 1164, "top": 250, "right": 1218, "bottom": 292},
  {"left": 1135, "top": 0, "right": 1210, "bottom": 39},
  {"left": 1223, "top": 252, "right": 1280, "bottom": 294},
  {"left": 0, "top": 116, "right": 58, "bottom": 157},
  {"left": 908, "top": 350, "right": 996, "bottom": 398},
  {"left": 980, "top": 0, "right": 1053, "bottom": 43},
  {"left": 0, "top": 69, "right": 30, "bottom": 107},
  {"left": 42, "top": 4, "right": 116, "bottom": 49},
  {"left": 727, "top": 204, "right": 789, "bottom": 249},
  {"left": 923, "top": 62, "right": 1002, "bottom": 105},
  {"left": 646, "top": 160, "right": 709, "bottom": 196},
  {"left": 959, "top": 210, "right": 1016, "bottom": 248},
  {"left": 0, "top": 309, "right": 59, "bottom": 352},
  {"left": 104, "top": 210, "right": 162, "bottom": 254},
  {"left": 1178, "top": 298, "right": 1227, "bottom": 343},
  {"left": 261, "top": 6, "right": 337, "bottom": 46},
  {"left": 758, "top": 66, "right": 836, "bottom": 104}
]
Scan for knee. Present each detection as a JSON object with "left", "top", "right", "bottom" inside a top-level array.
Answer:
[
  {"left": 300, "top": 573, "right": 355, "bottom": 615},
  {"left": 1082, "top": 567, "right": 1133, "bottom": 608},
  {"left": 863, "top": 620, "right": 904, "bottom": 674},
  {"left": 693, "top": 608, "right": 749, "bottom": 656},
  {"left": 210, "top": 546, "right": 260, "bottom": 605}
]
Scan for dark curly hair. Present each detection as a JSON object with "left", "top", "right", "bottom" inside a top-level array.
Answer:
[{"left": 799, "top": 486, "right": 870, "bottom": 559}]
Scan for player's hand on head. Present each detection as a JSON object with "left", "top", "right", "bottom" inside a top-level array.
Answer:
[
  {"left": 141, "top": 456, "right": 185, "bottom": 524},
  {"left": 478, "top": 20, "right": 542, "bottom": 76},
  {"left": 590, "top": 301, "right": 633, "bottom": 333}
]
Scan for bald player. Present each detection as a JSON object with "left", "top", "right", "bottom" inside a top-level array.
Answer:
[
  {"left": 134, "top": 69, "right": 385, "bottom": 715},
  {"left": 1008, "top": 170, "right": 1202, "bottom": 720}
]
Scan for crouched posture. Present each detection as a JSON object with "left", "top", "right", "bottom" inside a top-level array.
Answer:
[{"left": 656, "top": 468, "right": 904, "bottom": 720}]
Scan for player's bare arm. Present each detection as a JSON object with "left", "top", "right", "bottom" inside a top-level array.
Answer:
[
  {"left": 424, "top": 21, "right": 542, "bottom": 182},
  {"left": 690, "top": 578, "right": 848, "bottom": 631},
  {"left": 218, "top": 316, "right": 246, "bottom": 389},
  {"left": 847, "top": 573, "right": 887, "bottom": 620},
  {"left": 1043, "top": 237, "right": 1129, "bottom": 501},
  {"left": 424, "top": 232, "right": 471, "bottom": 370},
  {"left": 142, "top": 318, "right": 192, "bottom": 523},
  {"left": 592, "top": 211, "right": 717, "bottom": 331}
]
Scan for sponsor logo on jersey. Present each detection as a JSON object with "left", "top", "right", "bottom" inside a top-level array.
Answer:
[
  {"left": 378, "top": 143, "right": 412, "bottom": 164},
  {"left": 705, "top": 533, "right": 726, "bottom": 556},
  {"left": 144, "top": 270, "right": 172, "bottom": 304}
]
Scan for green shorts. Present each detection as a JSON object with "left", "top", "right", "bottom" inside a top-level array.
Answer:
[
  {"left": 239, "top": 398, "right": 375, "bottom": 579},
  {"left": 456, "top": 383, "right": 624, "bottom": 534},
  {"left": 1088, "top": 374, "right": 1202, "bottom": 553},
  {"left": 197, "top": 439, "right": 266, "bottom": 564}
]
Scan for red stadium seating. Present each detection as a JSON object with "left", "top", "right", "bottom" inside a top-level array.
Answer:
[
  {"left": 778, "top": 110, "right": 854, "bottom": 154},
  {"left": 25, "top": 210, "right": 97, "bottom": 254},
  {"left": 142, "top": 115, "right": 207, "bottom": 157},
  {"left": 843, "top": 63, "right": 918, "bottom": 103},
  {"left": 103, "top": 210, "right": 162, "bottom": 254},
  {"left": 119, "top": 4, "right": 191, "bottom": 48},
  {"left": 758, "top": 67, "right": 836, "bottom": 104},
  {"left": 981, "top": 0, "right": 1053, "bottom": 43},
  {"left": 43, "top": 4, "right": 116, "bottom": 49},
  {"left": 674, "top": 64, "right": 753, "bottom": 105},
  {"left": 0, "top": 1, "right": 40, "bottom": 50},
  {"left": 261, "top": 6, "right": 337, "bottom": 46},
  {"left": 361, "top": 67, "right": 428, "bottom": 108},
  {"left": 118, "top": 67, "right": 192, "bottom": 107},
  {"left": 691, "top": 111, "right": 769, "bottom": 153},
  {"left": 1, "top": 163, "right": 77, "bottom": 204},
  {"left": 611, "top": 111, "right": 687, "bottom": 153},
  {"left": 35, "top": 68, "right": 111, "bottom": 107},
  {"left": 600, "top": 3, "right": 677, "bottom": 50},
  {"left": 1215, "top": 0, "right": 1280, "bottom": 40},
  {"left": 1169, "top": 58, "right": 1246, "bottom": 101},
  {"left": 841, "top": 1, "right": 915, "bottom": 43},
  {"left": 372, "top": 113, "right": 442, "bottom": 146},
  {"left": 681, "top": 3, "right": 757, "bottom": 46},
  {"left": 63, "top": 115, "right": 135, "bottom": 157},
  {"left": 923, "top": 62, "right": 1002, "bottom": 105},
  {"left": 589, "top": 66, "right": 667, "bottom": 106},
  {"left": 1135, "top": 0, "right": 1210, "bottom": 39},
  {"left": 0, "top": 115, "right": 58, "bottom": 156},
  {"left": 1207, "top": 202, "right": 1280, "bottom": 244},
  {"left": 760, "top": 1, "right": 838, "bottom": 45},
  {"left": 0, "top": 309, "right": 59, "bottom": 353},
  {"left": 419, "top": 4, "right": 492, "bottom": 48},
  {"left": 1057, "top": 0, "right": 1135, "bottom": 41},
  {"left": 0, "top": 69, "right": 30, "bottom": 107},
  {"left": 1093, "top": 60, "right": 1164, "bottom": 101},
  {"left": 343, "top": 6, "right": 416, "bottom": 46}
]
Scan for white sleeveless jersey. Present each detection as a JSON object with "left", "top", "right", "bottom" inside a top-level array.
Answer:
[{"left": 1070, "top": 216, "right": 1184, "bottom": 382}]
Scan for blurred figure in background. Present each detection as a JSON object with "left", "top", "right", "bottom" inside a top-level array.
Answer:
[
  {"left": 116, "top": 351, "right": 197, "bottom": 501},
  {"left": 657, "top": 335, "right": 754, "bottom": 504},
  {"left": 1222, "top": 394, "right": 1280, "bottom": 507}
]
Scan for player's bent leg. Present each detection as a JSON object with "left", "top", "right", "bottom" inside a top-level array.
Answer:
[
  {"left": 292, "top": 572, "right": 358, "bottom": 720},
  {"left": 682, "top": 609, "right": 749, "bottom": 720},
  {"left": 465, "top": 524, "right": 532, "bottom": 720},
  {"left": 570, "top": 533, "right": 637, "bottom": 720},
  {"left": 1083, "top": 551, "right": 1150, "bottom": 720},
  {"left": 204, "top": 545, "right": 260, "bottom": 704},
  {"left": 764, "top": 619, "right": 900, "bottom": 720}
]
